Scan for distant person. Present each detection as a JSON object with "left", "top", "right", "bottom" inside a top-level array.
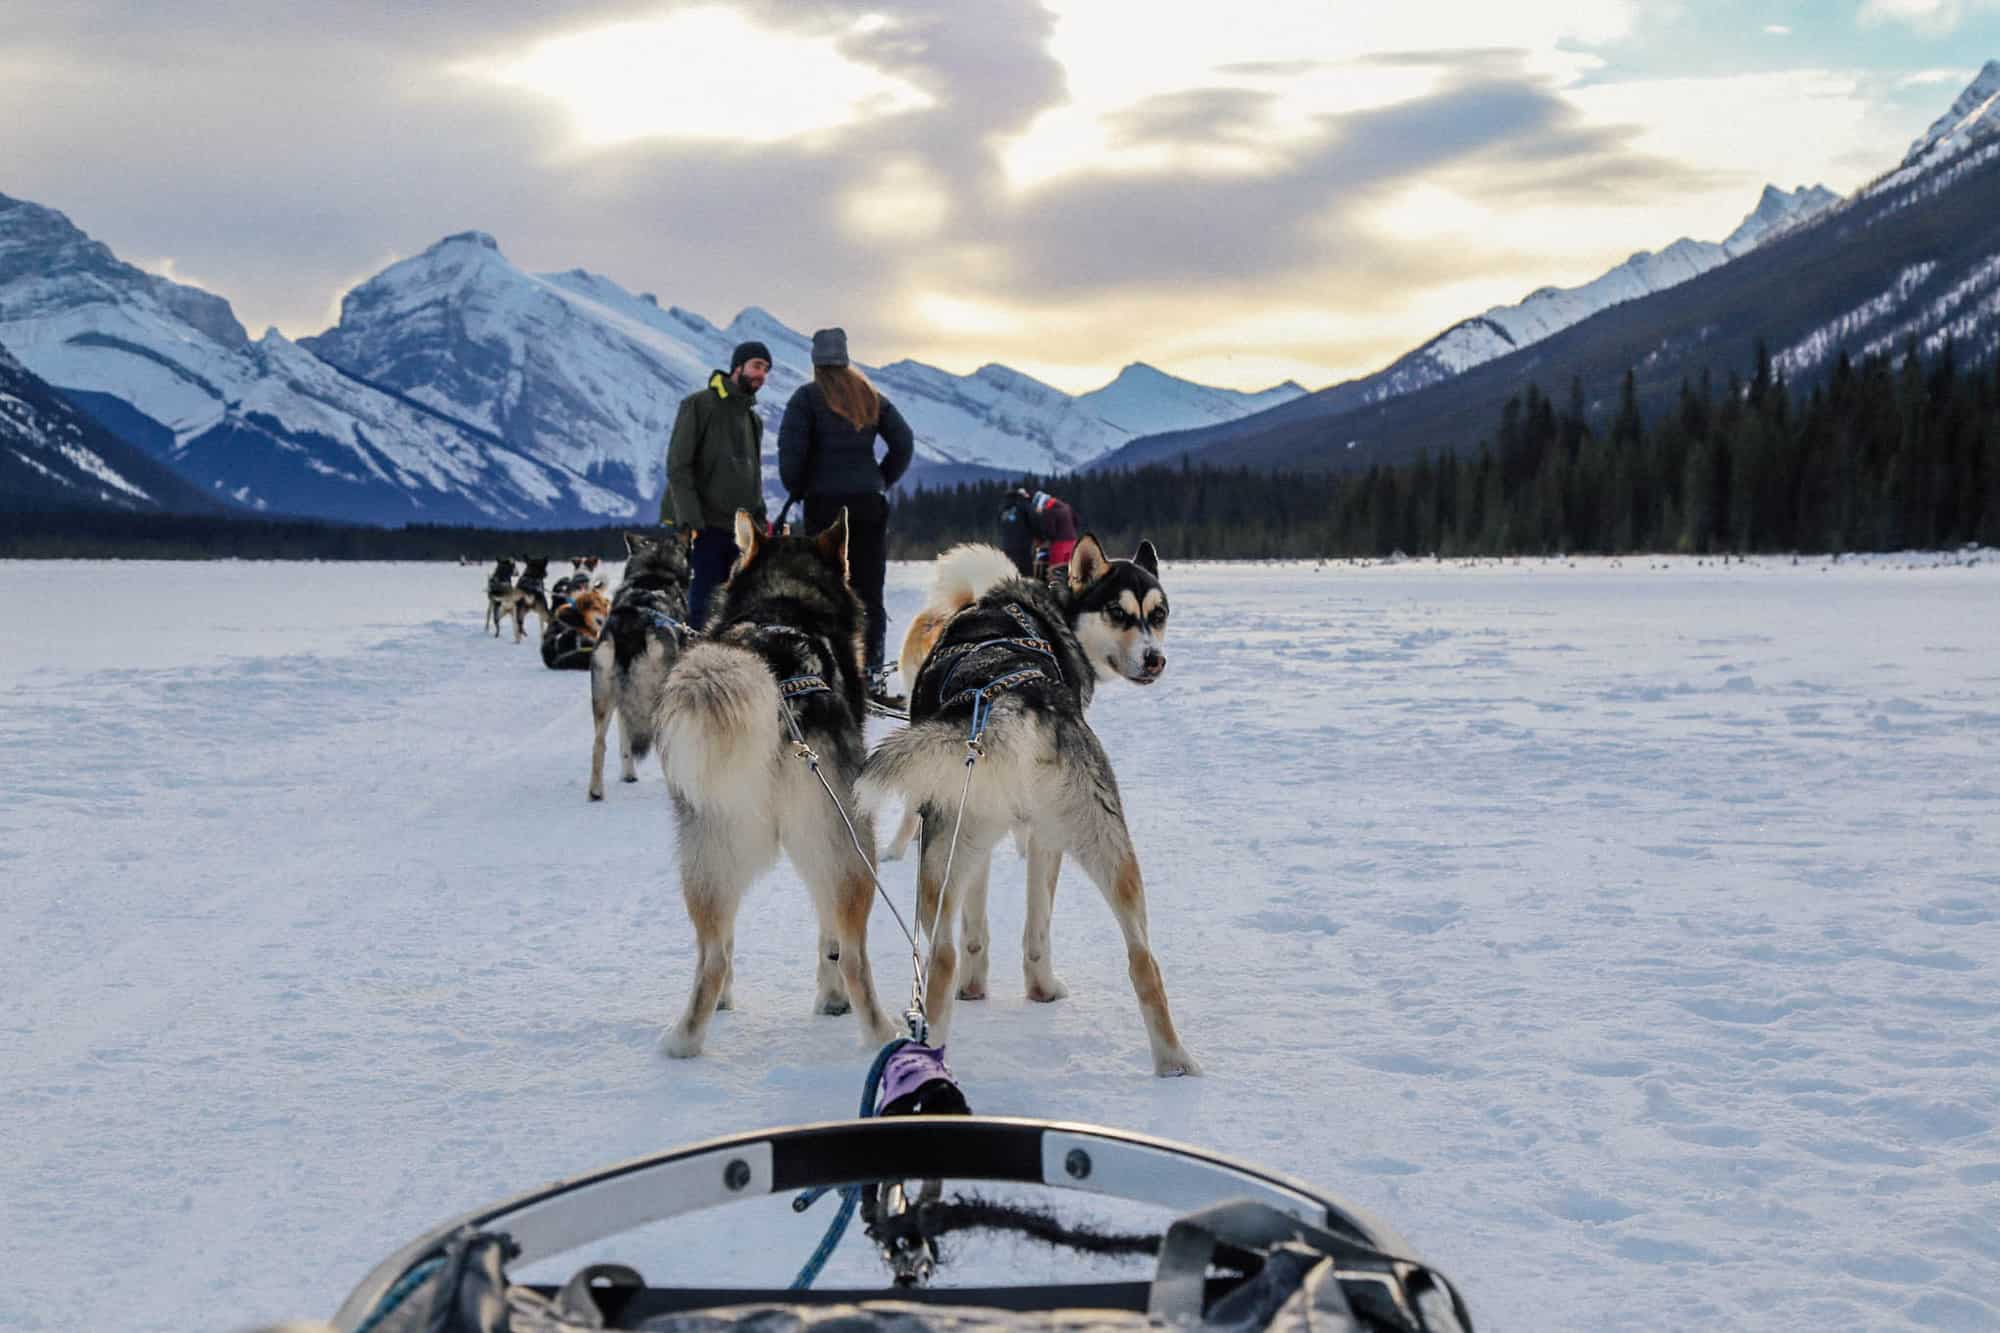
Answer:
[
  {"left": 778, "top": 326, "right": 915, "bottom": 707},
  {"left": 997, "top": 488, "right": 1035, "bottom": 577},
  {"left": 1028, "top": 488, "right": 1078, "bottom": 582},
  {"left": 662, "top": 340, "right": 772, "bottom": 627}
]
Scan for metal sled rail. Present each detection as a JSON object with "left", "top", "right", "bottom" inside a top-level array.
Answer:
[{"left": 330, "top": 1117, "right": 1440, "bottom": 1330}]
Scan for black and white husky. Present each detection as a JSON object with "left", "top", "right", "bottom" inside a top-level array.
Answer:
[
  {"left": 588, "top": 532, "right": 695, "bottom": 801},
  {"left": 483, "top": 557, "right": 517, "bottom": 636},
  {"left": 486, "top": 557, "right": 551, "bottom": 642},
  {"left": 652, "top": 510, "right": 895, "bottom": 1058},
  {"left": 859, "top": 536, "right": 1197, "bottom": 1076}
]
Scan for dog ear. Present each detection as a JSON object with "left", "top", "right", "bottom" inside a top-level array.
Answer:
[
  {"left": 815, "top": 507, "right": 851, "bottom": 579},
  {"left": 1068, "top": 534, "right": 1110, "bottom": 593},
  {"left": 733, "top": 509, "right": 762, "bottom": 564},
  {"left": 624, "top": 532, "right": 652, "bottom": 555},
  {"left": 1132, "top": 539, "right": 1159, "bottom": 577}
]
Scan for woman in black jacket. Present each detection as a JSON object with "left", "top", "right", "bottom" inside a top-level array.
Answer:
[{"left": 778, "top": 327, "right": 915, "bottom": 705}]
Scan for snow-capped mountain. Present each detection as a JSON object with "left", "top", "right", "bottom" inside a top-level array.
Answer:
[
  {"left": 1858, "top": 59, "right": 2000, "bottom": 201},
  {"left": 1350, "top": 183, "right": 1840, "bottom": 406},
  {"left": 0, "top": 338, "right": 217, "bottom": 512},
  {"left": 3, "top": 196, "right": 1303, "bottom": 523},
  {"left": 1096, "top": 181, "right": 1840, "bottom": 472},
  {"left": 1903, "top": 59, "right": 2000, "bottom": 171},
  {"left": 1074, "top": 362, "right": 1306, "bottom": 437},
  {"left": 0, "top": 195, "right": 630, "bottom": 524},
  {"left": 1096, "top": 62, "right": 2000, "bottom": 479},
  {"left": 303, "top": 233, "right": 1307, "bottom": 506}
]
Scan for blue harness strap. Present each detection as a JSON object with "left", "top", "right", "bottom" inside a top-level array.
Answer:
[
  {"left": 788, "top": 1036, "right": 912, "bottom": 1289},
  {"left": 957, "top": 666, "right": 1050, "bottom": 744},
  {"left": 641, "top": 608, "right": 697, "bottom": 637}
]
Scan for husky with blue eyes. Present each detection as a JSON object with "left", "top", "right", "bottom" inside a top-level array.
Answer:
[{"left": 861, "top": 535, "right": 1196, "bottom": 1077}]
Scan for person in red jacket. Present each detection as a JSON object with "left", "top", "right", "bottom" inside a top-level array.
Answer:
[{"left": 1028, "top": 488, "right": 1078, "bottom": 580}]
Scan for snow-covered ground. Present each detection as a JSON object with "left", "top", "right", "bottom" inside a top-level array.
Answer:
[{"left": 2, "top": 552, "right": 1997, "bottom": 1331}]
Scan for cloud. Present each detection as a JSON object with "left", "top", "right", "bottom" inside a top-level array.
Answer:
[
  {"left": 0, "top": 1, "right": 1974, "bottom": 397},
  {"left": 1858, "top": 0, "right": 2000, "bottom": 33},
  {"left": 1103, "top": 87, "right": 1282, "bottom": 151},
  {"left": 0, "top": 1, "right": 1060, "bottom": 346},
  {"left": 1899, "top": 67, "right": 1976, "bottom": 86},
  {"left": 458, "top": 8, "right": 935, "bottom": 148},
  {"left": 1764, "top": 23, "right": 1793, "bottom": 35}
]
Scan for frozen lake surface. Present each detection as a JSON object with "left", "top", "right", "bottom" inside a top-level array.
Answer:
[{"left": 2, "top": 551, "right": 1996, "bottom": 1331}]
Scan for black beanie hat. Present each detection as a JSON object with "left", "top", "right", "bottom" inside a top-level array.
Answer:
[{"left": 730, "top": 340, "right": 772, "bottom": 372}]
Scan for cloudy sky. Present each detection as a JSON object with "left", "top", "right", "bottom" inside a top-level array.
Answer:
[{"left": 5, "top": 1, "right": 1998, "bottom": 393}]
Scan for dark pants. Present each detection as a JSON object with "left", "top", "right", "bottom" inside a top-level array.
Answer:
[
  {"left": 805, "top": 492, "right": 889, "bottom": 672},
  {"left": 687, "top": 525, "right": 739, "bottom": 630}
]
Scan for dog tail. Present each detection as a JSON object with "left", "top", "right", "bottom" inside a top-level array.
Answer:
[
  {"left": 930, "top": 543, "right": 1021, "bottom": 610},
  {"left": 857, "top": 697, "right": 1043, "bottom": 824},
  {"left": 656, "top": 641, "right": 780, "bottom": 810},
  {"left": 899, "top": 544, "right": 1022, "bottom": 686}
]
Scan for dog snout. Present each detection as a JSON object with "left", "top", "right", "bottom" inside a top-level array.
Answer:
[{"left": 1141, "top": 648, "right": 1166, "bottom": 679}]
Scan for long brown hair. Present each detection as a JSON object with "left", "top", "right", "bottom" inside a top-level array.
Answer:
[{"left": 816, "top": 365, "right": 880, "bottom": 430}]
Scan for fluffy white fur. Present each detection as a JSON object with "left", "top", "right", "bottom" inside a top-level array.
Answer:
[{"left": 656, "top": 642, "right": 781, "bottom": 814}]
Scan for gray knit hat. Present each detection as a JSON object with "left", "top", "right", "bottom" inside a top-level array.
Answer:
[{"left": 810, "top": 327, "right": 849, "bottom": 368}]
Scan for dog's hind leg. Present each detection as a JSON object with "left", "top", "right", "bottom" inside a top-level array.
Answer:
[
  {"left": 588, "top": 652, "right": 613, "bottom": 801},
  {"left": 956, "top": 851, "right": 992, "bottom": 1001},
  {"left": 663, "top": 801, "right": 774, "bottom": 1059},
  {"left": 664, "top": 878, "right": 741, "bottom": 1058},
  {"left": 882, "top": 804, "right": 921, "bottom": 861},
  {"left": 780, "top": 765, "right": 895, "bottom": 1044},
  {"left": 1057, "top": 758, "right": 1200, "bottom": 1077},
  {"left": 914, "top": 821, "right": 960, "bottom": 1043},
  {"left": 1021, "top": 831, "right": 1069, "bottom": 1002},
  {"left": 914, "top": 813, "right": 1005, "bottom": 1046},
  {"left": 619, "top": 717, "right": 639, "bottom": 784},
  {"left": 716, "top": 922, "right": 737, "bottom": 1011},
  {"left": 813, "top": 927, "right": 849, "bottom": 1015}
]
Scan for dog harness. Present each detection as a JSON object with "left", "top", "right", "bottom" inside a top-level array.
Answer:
[
  {"left": 747, "top": 623, "right": 840, "bottom": 703},
  {"left": 922, "top": 602, "right": 1065, "bottom": 744},
  {"left": 779, "top": 673, "right": 832, "bottom": 700}
]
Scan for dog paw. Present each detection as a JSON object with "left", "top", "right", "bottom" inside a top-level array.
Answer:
[
  {"left": 957, "top": 979, "right": 988, "bottom": 1001},
  {"left": 660, "top": 1028, "right": 705, "bottom": 1059},
  {"left": 1026, "top": 975, "right": 1069, "bottom": 1003},
  {"left": 716, "top": 992, "right": 735, "bottom": 1011},
  {"left": 622, "top": 774, "right": 638, "bottom": 784},
  {"left": 1153, "top": 1049, "right": 1202, "bottom": 1078},
  {"left": 816, "top": 995, "right": 852, "bottom": 1017},
  {"left": 588, "top": 788, "right": 604, "bottom": 802}
]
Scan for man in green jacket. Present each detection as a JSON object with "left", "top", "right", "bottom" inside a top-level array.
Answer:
[{"left": 661, "top": 340, "right": 771, "bottom": 627}]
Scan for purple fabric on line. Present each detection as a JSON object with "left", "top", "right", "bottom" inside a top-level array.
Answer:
[{"left": 879, "top": 1043, "right": 953, "bottom": 1108}]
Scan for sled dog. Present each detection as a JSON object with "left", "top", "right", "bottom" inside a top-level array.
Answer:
[
  {"left": 653, "top": 510, "right": 894, "bottom": 1058},
  {"left": 859, "top": 537, "right": 1197, "bottom": 1076},
  {"left": 483, "top": 557, "right": 518, "bottom": 636},
  {"left": 507, "top": 558, "right": 552, "bottom": 642},
  {"left": 588, "top": 533, "right": 696, "bottom": 799}
]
